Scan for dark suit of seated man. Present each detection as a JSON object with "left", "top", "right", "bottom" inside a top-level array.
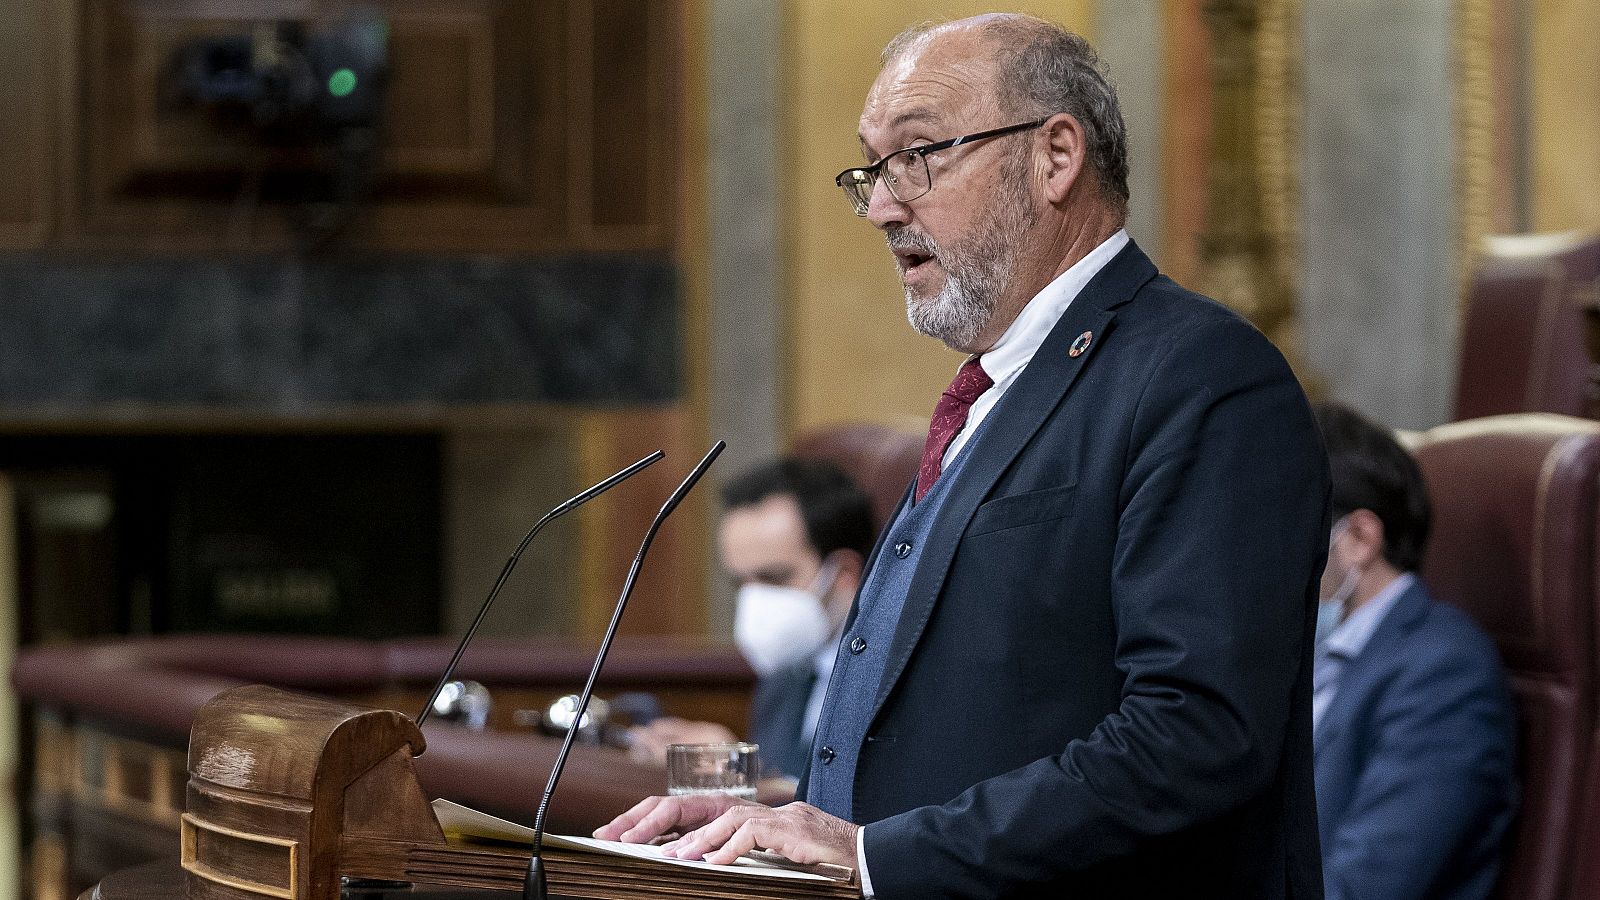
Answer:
[{"left": 1312, "top": 403, "right": 1517, "bottom": 900}]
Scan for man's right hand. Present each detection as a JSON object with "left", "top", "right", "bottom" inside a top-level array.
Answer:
[{"left": 593, "top": 793, "right": 763, "bottom": 844}]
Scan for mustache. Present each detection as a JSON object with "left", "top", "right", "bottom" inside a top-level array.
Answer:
[{"left": 885, "top": 229, "right": 940, "bottom": 257}]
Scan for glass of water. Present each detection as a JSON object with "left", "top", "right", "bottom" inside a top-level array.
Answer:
[{"left": 666, "top": 742, "right": 759, "bottom": 800}]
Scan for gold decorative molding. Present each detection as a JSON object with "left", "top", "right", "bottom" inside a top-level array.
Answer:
[
  {"left": 1199, "top": 0, "right": 1318, "bottom": 391},
  {"left": 1256, "top": 0, "right": 1300, "bottom": 302},
  {"left": 1454, "top": 0, "right": 1495, "bottom": 302}
]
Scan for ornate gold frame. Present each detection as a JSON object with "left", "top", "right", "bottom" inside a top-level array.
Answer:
[{"left": 1198, "top": 0, "right": 1313, "bottom": 385}]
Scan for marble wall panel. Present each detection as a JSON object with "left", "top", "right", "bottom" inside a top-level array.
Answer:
[
  {"left": 1301, "top": 0, "right": 1460, "bottom": 429},
  {"left": 0, "top": 254, "right": 680, "bottom": 413}
]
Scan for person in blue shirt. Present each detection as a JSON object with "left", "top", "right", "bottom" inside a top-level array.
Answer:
[{"left": 1312, "top": 401, "right": 1518, "bottom": 900}]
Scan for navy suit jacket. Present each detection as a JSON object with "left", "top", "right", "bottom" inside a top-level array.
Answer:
[
  {"left": 1315, "top": 579, "right": 1517, "bottom": 900},
  {"left": 801, "top": 240, "right": 1330, "bottom": 898}
]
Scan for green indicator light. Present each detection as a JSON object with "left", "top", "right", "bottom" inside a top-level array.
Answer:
[{"left": 327, "top": 68, "right": 358, "bottom": 98}]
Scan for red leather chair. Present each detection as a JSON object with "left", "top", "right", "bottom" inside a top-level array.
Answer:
[
  {"left": 1455, "top": 233, "right": 1600, "bottom": 421},
  {"left": 1411, "top": 414, "right": 1600, "bottom": 900},
  {"left": 792, "top": 423, "right": 923, "bottom": 533}
]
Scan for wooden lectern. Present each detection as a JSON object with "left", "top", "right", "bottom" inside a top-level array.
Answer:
[
  {"left": 182, "top": 684, "right": 445, "bottom": 899},
  {"left": 179, "top": 685, "right": 857, "bottom": 900}
]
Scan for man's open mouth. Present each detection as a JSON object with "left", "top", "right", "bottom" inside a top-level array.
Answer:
[{"left": 895, "top": 249, "right": 935, "bottom": 273}]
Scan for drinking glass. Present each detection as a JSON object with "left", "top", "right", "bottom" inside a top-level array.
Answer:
[{"left": 665, "top": 742, "right": 759, "bottom": 800}]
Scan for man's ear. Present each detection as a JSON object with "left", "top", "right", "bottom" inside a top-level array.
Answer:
[
  {"left": 1342, "top": 508, "right": 1388, "bottom": 569},
  {"left": 1041, "top": 112, "right": 1087, "bottom": 205}
]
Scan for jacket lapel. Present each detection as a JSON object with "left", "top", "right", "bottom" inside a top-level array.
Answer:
[
  {"left": 870, "top": 240, "right": 1160, "bottom": 718},
  {"left": 1313, "top": 578, "right": 1432, "bottom": 750}
]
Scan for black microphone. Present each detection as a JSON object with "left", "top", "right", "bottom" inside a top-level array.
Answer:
[
  {"left": 523, "top": 440, "right": 726, "bottom": 900},
  {"left": 415, "top": 449, "right": 665, "bottom": 729}
]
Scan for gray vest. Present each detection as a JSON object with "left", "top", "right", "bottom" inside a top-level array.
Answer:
[{"left": 804, "top": 441, "right": 979, "bottom": 820}]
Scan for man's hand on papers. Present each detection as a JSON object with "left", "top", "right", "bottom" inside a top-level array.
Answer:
[
  {"left": 660, "top": 801, "right": 859, "bottom": 870},
  {"left": 597, "top": 795, "right": 858, "bottom": 871},
  {"left": 594, "top": 792, "right": 757, "bottom": 845}
]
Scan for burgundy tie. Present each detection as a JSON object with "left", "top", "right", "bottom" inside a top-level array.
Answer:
[{"left": 915, "top": 357, "right": 994, "bottom": 503}]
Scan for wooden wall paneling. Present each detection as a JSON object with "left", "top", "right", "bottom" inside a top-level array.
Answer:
[
  {"left": 588, "top": 0, "right": 647, "bottom": 232},
  {"left": 567, "top": 0, "right": 677, "bottom": 250},
  {"left": 573, "top": 406, "right": 701, "bottom": 639},
  {"left": 566, "top": 0, "right": 596, "bottom": 243},
  {"left": 356, "top": 0, "right": 571, "bottom": 253},
  {"left": 0, "top": 0, "right": 58, "bottom": 247},
  {"left": 78, "top": 0, "right": 303, "bottom": 246},
  {"left": 51, "top": 0, "right": 83, "bottom": 246},
  {"left": 383, "top": 6, "right": 499, "bottom": 179},
  {"left": 645, "top": 0, "right": 680, "bottom": 251},
  {"left": 66, "top": 0, "right": 639, "bottom": 253},
  {"left": 442, "top": 421, "right": 580, "bottom": 638},
  {"left": 79, "top": 0, "right": 261, "bottom": 246},
  {"left": 76, "top": 0, "right": 518, "bottom": 248}
]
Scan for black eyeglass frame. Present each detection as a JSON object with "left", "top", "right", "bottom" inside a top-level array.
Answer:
[{"left": 834, "top": 117, "right": 1050, "bottom": 216}]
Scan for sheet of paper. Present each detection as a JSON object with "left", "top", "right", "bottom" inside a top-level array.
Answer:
[{"left": 430, "top": 799, "right": 835, "bottom": 882}]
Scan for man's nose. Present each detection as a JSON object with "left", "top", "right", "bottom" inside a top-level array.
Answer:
[{"left": 865, "top": 177, "right": 910, "bottom": 230}]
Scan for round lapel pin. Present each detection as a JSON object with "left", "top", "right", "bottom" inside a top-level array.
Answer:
[{"left": 1069, "top": 331, "right": 1093, "bottom": 358}]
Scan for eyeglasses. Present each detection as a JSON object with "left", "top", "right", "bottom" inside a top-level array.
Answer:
[{"left": 834, "top": 118, "right": 1049, "bottom": 216}]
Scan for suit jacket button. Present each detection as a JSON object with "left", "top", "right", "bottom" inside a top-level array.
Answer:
[
  {"left": 850, "top": 636, "right": 867, "bottom": 654},
  {"left": 819, "top": 746, "right": 836, "bottom": 764},
  {"left": 893, "top": 541, "right": 912, "bottom": 558}
]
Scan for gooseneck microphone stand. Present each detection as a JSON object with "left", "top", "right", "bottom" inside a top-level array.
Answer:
[
  {"left": 416, "top": 449, "right": 664, "bottom": 729},
  {"left": 522, "top": 440, "right": 726, "bottom": 900}
]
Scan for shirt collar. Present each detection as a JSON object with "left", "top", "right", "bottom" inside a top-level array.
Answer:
[
  {"left": 973, "top": 229, "right": 1130, "bottom": 385},
  {"left": 1323, "top": 571, "right": 1416, "bottom": 660}
]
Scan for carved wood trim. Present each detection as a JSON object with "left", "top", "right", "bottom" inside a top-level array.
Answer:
[
  {"left": 42, "top": 0, "right": 678, "bottom": 252},
  {"left": 181, "top": 813, "right": 301, "bottom": 900}
]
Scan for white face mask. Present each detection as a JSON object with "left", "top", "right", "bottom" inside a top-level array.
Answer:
[
  {"left": 1316, "top": 517, "right": 1359, "bottom": 645},
  {"left": 733, "top": 559, "right": 840, "bottom": 677}
]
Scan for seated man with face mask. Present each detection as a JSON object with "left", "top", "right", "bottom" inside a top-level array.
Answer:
[
  {"left": 1312, "top": 401, "right": 1518, "bottom": 900},
  {"left": 626, "top": 457, "right": 873, "bottom": 791}
]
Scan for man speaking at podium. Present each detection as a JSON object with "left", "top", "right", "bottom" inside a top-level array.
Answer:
[{"left": 598, "top": 13, "right": 1329, "bottom": 898}]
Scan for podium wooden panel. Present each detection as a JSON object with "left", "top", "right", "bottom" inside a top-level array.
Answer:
[
  {"left": 182, "top": 685, "right": 444, "bottom": 900},
  {"left": 178, "top": 685, "right": 856, "bottom": 900},
  {"left": 79, "top": 859, "right": 523, "bottom": 900}
]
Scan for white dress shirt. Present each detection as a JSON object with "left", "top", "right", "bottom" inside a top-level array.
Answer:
[
  {"left": 858, "top": 228, "right": 1130, "bottom": 897},
  {"left": 942, "top": 228, "right": 1130, "bottom": 466}
]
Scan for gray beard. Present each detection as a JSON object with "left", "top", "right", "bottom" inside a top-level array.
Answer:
[
  {"left": 904, "top": 258, "right": 996, "bottom": 350},
  {"left": 895, "top": 175, "right": 1036, "bottom": 350}
]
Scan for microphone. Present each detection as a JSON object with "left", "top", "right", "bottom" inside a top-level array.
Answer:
[
  {"left": 523, "top": 440, "right": 726, "bottom": 900},
  {"left": 415, "top": 449, "right": 665, "bottom": 729}
]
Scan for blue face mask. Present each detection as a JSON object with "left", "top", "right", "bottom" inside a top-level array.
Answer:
[
  {"left": 1314, "top": 589, "right": 1351, "bottom": 645},
  {"left": 1315, "top": 517, "right": 1358, "bottom": 645}
]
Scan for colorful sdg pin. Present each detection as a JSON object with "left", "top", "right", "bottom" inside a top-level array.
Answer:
[{"left": 1069, "top": 331, "right": 1093, "bottom": 358}]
